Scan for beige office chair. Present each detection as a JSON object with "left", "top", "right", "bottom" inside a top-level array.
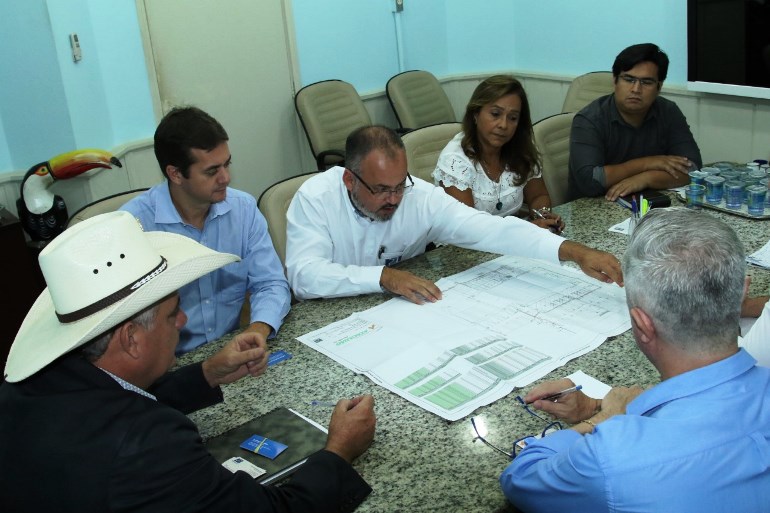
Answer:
[
  {"left": 66, "top": 188, "right": 149, "bottom": 228},
  {"left": 533, "top": 112, "right": 576, "bottom": 207},
  {"left": 386, "top": 70, "right": 456, "bottom": 131},
  {"left": 257, "top": 172, "right": 320, "bottom": 265},
  {"left": 561, "top": 72, "right": 615, "bottom": 113},
  {"left": 294, "top": 80, "right": 371, "bottom": 170},
  {"left": 401, "top": 122, "right": 463, "bottom": 183}
]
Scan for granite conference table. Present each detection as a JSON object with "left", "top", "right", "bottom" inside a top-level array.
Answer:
[{"left": 177, "top": 195, "right": 770, "bottom": 513}]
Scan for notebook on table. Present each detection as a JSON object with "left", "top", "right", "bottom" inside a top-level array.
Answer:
[{"left": 205, "top": 407, "right": 328, "bottom": 484}]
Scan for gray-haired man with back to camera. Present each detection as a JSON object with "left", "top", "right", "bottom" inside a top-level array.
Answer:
[{"left": 500, "top": 207, "right": 770, "bottom": 513}]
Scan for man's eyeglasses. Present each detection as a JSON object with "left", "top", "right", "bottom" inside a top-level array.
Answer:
[
  {"left": 619, "top": 74, "right": 658, "bottom": 88},
  {"left": 470, "top": 399, "right": 562, "bottom": 459},
  {"left": 348, "top": 169, "right": 414, "bottom": 199}
]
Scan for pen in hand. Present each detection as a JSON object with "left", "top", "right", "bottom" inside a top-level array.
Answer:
[
  {"left": 532, "top": 208, "right": 561, "bottom": 234},
  {"left": 527, "top": 384, "right": 583, "bottom": 404}
]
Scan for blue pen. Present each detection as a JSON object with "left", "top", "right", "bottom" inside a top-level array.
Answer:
[
  {"left": 616, "top": 197, "right": 632, "bottom": 209},
  {"left": 631, "top": 196, "right": 638, "bottom": 218},
  {"left": 310, "top": 400, "right": 336, "bottom": 407}
]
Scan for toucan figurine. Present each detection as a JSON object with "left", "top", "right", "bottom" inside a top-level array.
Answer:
[{"left": 16, "top": 148, "right": 122, "bottom": 242}]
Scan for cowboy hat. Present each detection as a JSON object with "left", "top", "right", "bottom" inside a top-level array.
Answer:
[{"left": 4, "top": 211, "right": 239, "bottom": 382}]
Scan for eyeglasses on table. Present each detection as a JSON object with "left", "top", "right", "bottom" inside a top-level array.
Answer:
[{"left": 470, "top": 394, "right": 563, "bottom": 459}]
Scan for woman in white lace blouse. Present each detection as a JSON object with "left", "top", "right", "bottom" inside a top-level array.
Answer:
[{"left": 433, "top": 75, "right": 563, "bottom": 232}]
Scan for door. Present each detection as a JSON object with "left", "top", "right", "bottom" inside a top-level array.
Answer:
[{"left": 137, "top": 0, "right": 309, "bottom": 199}]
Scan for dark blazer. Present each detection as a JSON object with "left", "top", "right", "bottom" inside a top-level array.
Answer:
[{"left": 0, "top": 354, "right": 370, "bottom": 512}]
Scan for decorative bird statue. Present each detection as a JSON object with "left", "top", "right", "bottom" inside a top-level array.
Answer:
[{"left": 16, "top": 148, "right": 122, "bottom": 241}]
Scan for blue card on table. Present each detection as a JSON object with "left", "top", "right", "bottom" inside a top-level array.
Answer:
[
  {"left": 240, "top": 434, "right": 288, "bottom": 460},
  {"left": 268, "top": 350, "right": 292, "bottom": 367}
]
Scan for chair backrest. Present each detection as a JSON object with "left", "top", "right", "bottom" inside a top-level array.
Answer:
[
  {"left": 400, "top": 122, "right": 463, "bottom": 183},
  {"left": 386, "top": 70, "right": 456, "bottom": 131},
  {"left": 533, "top": 112, "right": 576, "bottom": 207},
  {"left": 257, "top": 172, "right": 320, "bottom": 265},
  {"left": 561, "top": 71, "right": 615, "bottom": 113},
  {"left": 66, "top": 189, "right": 149, "bottom": 228},
  {"left": 294, "top": 80, "right": 372, "bottom": 170}
]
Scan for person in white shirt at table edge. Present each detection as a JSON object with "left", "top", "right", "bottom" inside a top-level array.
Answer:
[{"left": 285, "top": 125, "right": 622, "bottom": 304}]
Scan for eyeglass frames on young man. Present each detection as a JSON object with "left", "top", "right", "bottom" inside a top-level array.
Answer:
[
  {"left": 347, "top": 169, "right": 414, "bottom": 199},
  {"left": 618, "top": 74, "right": 658, "bottom": 88}
]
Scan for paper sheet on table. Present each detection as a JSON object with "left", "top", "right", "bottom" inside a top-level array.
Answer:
[
  {"left": 298, "top": 255, "right": 631, "bottom": 421},
  {"left": 609, "top": 218, "right": 631, "bottom": 234},
  {"left": 747, "top": 239, "right": 770, "bottom": 269},
  {"left": 566, "top": 370, "right": 611, "bottom": 399}
]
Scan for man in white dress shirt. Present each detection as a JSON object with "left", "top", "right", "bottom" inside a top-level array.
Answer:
[{"left": 286, "top": 126, "right": 622, "bottom": 303}]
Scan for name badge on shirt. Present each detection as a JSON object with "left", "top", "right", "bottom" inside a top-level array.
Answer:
[{"left": 384, "top": 256, "right": 402, "bottom": 266}]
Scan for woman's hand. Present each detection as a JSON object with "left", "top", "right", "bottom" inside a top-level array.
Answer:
[{"left": 531, "top": 207, "right": 565, "bottom": 234}]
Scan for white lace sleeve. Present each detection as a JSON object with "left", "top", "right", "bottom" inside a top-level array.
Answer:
[{"left": 433, "top": 153, "right": 477, "bottom": 191}]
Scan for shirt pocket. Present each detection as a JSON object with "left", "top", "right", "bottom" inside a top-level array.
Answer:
[{"left": 381, "top": 250, "right": 404, "bottom": 267}]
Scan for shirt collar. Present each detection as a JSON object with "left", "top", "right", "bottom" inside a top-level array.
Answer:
[
  {"left": 98, "top": 367, "right": 157, "bottom": 401},
  {"left": 627, "top": 348, "right": 756, "bottom": 416},
  {"left": 154, "top": 181, "right": 231, "bottom": 225}
]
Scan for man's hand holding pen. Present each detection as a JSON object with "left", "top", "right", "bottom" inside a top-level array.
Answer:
[
  {"left": 523, "top": 379, "right": 644, "bottom": 430},
  {"left": 524, "top": 379, "right": 598, "bottom": 424}
]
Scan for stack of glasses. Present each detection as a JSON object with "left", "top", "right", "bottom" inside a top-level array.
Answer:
[{"left": 688, "top": 160, "right": 769, "bottom": 216}]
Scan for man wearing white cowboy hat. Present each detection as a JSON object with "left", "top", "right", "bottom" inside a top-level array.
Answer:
[{"left": 0, "top": 211, "right": 375, "bottom": 512}]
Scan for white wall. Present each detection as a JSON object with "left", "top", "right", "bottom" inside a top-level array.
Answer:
[{"left": 0, "top": 0, "right": 155, "bottom": 175}]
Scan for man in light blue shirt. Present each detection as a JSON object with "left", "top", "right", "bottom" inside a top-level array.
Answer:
[
  {"left": 122, "top": 107, "right": 290, "bottom": 354},
  {"left": 501, "top": 207, "right": 770, "bottom": 512}
]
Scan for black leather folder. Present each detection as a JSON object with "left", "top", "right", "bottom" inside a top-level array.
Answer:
[{"left": 205, "top": 407, "right": 328, "bottom": 484}]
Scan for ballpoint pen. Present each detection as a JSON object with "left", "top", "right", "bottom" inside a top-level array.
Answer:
[
  {"left": 526, "top": 384, "right": 583, "bottom": 404},
  {"left": 532, "top": 207, "right": 560, "bottom": 234},
  {"left": 616, "top": 197, "right": 633, "bottom": 209},
  {"left": 310, "top": 400, "right": 337, "bottom": 407}
]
